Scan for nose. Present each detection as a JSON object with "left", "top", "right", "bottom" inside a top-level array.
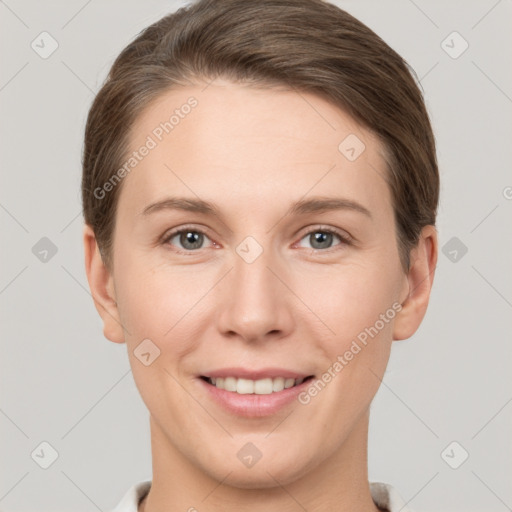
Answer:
[{"left": 216, "top": 243, "right": 294, "bottom": 344}]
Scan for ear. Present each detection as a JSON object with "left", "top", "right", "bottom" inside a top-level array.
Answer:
[
  {"left": 393, "top": 225, "right": 438, "bottom": 341},
  {"left": 83, "top": 224, "right": 125, "bottom": 344}
]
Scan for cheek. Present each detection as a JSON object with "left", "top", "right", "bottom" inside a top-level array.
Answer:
[
  {"left": 118, "top": 276, "right": 221, "bottom": 463},
  {"left": 294, "top": 260, "right": 401, "bottom": 346},
  {"left": 114, "top": 253, "right": 212, "bottom": 361},
  {"left": 117, "top": 270, "right": 170, "bottom": 337},
  {"left": 117, "top": 263, "right": 205, "bottom": 416}
]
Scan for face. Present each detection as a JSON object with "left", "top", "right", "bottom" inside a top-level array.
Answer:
[{"left": 85, "top": 78, "right": 435, "bottom": 488}]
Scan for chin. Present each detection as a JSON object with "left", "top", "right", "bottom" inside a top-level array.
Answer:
[
  {"left": 204, "top": 450, "right": 312, "bottom": 490},
  {"left": 221, "top": 467, "right": 301, "bottom": 490}
]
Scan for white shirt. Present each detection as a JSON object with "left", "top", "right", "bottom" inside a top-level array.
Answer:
[{"left": 109, "top": 480, "right": 414, "bottom": 512}]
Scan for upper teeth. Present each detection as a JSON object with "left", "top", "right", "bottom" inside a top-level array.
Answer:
[{"left": 208, "top": 376, "right": 305, "bottom": 394}]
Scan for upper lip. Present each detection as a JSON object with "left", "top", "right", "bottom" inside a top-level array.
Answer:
[{"left": 200, "top": 367, "right": 314, "bottom": 380}]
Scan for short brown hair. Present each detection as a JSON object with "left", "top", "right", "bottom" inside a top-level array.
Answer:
[{"left": 81, "top": 0, "right": 439, "bottom": 271}]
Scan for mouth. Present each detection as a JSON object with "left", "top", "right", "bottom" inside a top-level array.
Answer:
[
  {"left": 197, "top": 367, "right": 316, "bottom": 417},
  {"left": 199, "top": 375, "right": 315, "bottom": 395}
]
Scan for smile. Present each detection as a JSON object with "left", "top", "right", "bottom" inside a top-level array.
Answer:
[
  {"left": 201, "top": 376, "right": 314, "bottom": 395},
  {"left": 198, "top": 371, "right": 316, "bottom": 417}
]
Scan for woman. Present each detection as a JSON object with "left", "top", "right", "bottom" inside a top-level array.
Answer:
[{"left": 82, "top": 1, "right": 438, "bottom": 510}]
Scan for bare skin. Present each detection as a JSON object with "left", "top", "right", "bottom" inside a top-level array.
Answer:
[{"left": 84, "top": 79, "right": 437, "bottom": 512}]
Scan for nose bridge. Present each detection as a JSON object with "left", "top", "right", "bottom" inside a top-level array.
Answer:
[
  {"left": 217, "top": 237, "right": 290, "bottom": 341},
  {"left": 234, "top": 245, "right": 275, "bottom": 302}
]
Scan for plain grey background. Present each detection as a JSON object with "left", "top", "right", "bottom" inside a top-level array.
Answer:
[{"left": 1, "top": 1, "right": 511, "bottom": 511}]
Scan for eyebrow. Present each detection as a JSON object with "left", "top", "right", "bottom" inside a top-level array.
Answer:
[{"left": 141, "top": 196, "right": 372, "bottom": 219}]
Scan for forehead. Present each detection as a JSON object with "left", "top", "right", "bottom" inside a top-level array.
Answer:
[{"left": 119, "top": 79, "right": 392, "bottom": 219}]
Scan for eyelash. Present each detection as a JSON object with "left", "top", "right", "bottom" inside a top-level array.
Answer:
[{"left": 161, "top": 224, "right": 353, "bottom": 255}]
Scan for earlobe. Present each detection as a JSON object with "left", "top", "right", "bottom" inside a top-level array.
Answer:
[
  {"left": 83, "top": 224, "right": 126, "bottom": 344},
  {"left": 393, "top": 225, "right": 438, "bottom": 341}
]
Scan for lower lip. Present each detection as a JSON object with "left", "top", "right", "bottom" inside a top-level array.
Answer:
[{"left": 198, "top": 377, "right": 314, "bottom": 418}]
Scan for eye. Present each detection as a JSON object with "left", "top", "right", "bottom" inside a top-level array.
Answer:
[
  {"left": 162, "top": 226, "right": 215, "bottom": 252},
  {"left": 296, "top": 227, "right": 351, "bottom": 251},
  {"left": 161, "top": 225, "right": 351, "bottom": 253}
]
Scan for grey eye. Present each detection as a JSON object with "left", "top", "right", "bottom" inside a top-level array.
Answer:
[
  {"left": 298, "top": 230, "right": 342, "bottom": 250},
  {"left": 171, "top": 230, "right": 205, "bottom": 250}
]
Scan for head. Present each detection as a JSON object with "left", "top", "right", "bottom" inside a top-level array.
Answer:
[{"left": 83, "top": 0, "right": 438, "bottom": 489}]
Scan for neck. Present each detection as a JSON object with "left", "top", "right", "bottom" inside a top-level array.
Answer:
[{"left": 139, "top": 409, "right": 383, "bottom": 512}]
